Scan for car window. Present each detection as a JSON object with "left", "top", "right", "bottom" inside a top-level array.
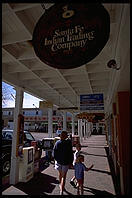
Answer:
[
  {"left": 2, "top": 131, "right": 6, "bottom": 138},
  {"left": 5, "top": 133, "right": 12, "bottom": 140},
  {"left": 2, "top": 130, "right": 35, "bottom": 142},
  {"left": 2, "top": 131, "right": 13, "bottom": 140},
  {"left": 25, "top": 132, "right": 35, "bottom": 141}
]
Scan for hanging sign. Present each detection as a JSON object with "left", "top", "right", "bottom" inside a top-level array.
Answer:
[
  {"left": 58, "top": 107, "right": 78, "bottom": 110},
  {"left": 76, "top": 112, "right": 104, "bottom": 122},
  {"left": 80, "top": 93, "right": 104, "bottom": 111},
  {"left": 39, "top": 101, "right": 53, "bottom": 109},
  {"left": 33, "top": 3, "right": 110, "bottom": 69}
]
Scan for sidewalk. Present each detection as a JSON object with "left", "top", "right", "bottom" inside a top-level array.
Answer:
[{"left": 2, "top": 135, "right": 117, "bottom": 195}]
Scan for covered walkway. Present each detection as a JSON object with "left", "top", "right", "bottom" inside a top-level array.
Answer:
[{"left": 2, "top": 134, "right": 118, "bottom": 195}]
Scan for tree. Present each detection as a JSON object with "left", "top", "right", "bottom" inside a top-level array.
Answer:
[{"left": 2, "top": 82, "right": 15, "bottom": 107}]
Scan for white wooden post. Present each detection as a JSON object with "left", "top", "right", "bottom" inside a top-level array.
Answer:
[
  {"left": 85, "top": 120, "right": 88, "bottom": 138},
  {"left": 63, "top": 111, "right": 67, "bottom": 131},
  {"left": 84, "top": 119, "right": 86, "bottom": 139},
  {"left": 48, "top": 108, "right": 53, "bottom": 137},
  {"left": 80, "top": 119, "right": 83, "bottom": 142},
  {"left": 10, "top": 87, "right": 23, "bottom": 184},
  {"left": 90, "top": 122, "right": 92, "bottom": 136},
  {"left": 78, "top": 119, "right": 81, "bottom": 136},
  {"left": 72, "top": 113, "right": 75, "bottom": 136},
  {"left": 78, "top": 119, "right": 83, "bottom": 143}
]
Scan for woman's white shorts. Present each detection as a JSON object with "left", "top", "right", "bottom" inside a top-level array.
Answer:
[{"left": 55, "top": 161, "right": 69, "bottom": 173}]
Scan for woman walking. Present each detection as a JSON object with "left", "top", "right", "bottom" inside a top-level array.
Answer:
[{"left": 52, "top": 131, "right": 73, "bottom": 195}]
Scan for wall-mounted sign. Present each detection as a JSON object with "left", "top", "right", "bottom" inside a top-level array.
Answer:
[
  {"left": 80, "top": 93, "right": 104, "bottom": 111},
  {"left": 76, "top": 112, "right": 104, "bottom": 122},
  {"left": 77, "top": 112, "right": 95, "bottom": 120},
  {"left": 39, "top": 101, "right": 53, "bottom": 109},
  {"left": 33, "top": 3, "right": 110, "bottom": 69}
]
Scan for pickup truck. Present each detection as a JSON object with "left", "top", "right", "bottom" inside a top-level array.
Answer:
[{"left": 2, "top": 129, "right": 42, "bottom": 176}]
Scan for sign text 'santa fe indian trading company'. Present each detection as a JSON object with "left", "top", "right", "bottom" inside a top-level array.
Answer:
[
  {"left": 33, "top": 4, "right": 110, "bottom": 69},
  {"left": 44, "top": 26, "right": 95, "bottom": 52}
]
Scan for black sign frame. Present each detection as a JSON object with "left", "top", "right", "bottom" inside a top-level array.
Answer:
[{"left": 33, "top": 3, "right": 110, "bottom": 69}]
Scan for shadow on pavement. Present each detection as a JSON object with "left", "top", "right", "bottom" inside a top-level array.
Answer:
[
  {"left": 39, "top": 156, "right": 50, "bottom": 172},
  {"left": 105, "top": 146, "right": 120, "bottom": 195},
  {"left": 2, "top": 157, "right": 49, "bottom": 193},
  {"left": 80, "top": 145, "right": 88, "bottom": 148},
  {"left": 15, "top": 172, "right": 59, "bottom": 195},
  {"left": 64, "top": 189, "right": 74, "bottom": 195},
  {"left": 81, "top": 151, "right": 107, "bottom": 158},
  {"left": 87, "top": 145, "right": 107, "bottom": 148},
  {"left": 91, "top": 168, "right": 111, "bottom": 175},
  {"left": 83, "top": 186, "right": 114, "bottom": 195}
]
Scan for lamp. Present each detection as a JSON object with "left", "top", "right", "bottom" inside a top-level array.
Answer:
[
  {"left": 33, "top": 104, "right": 38, "bottom": 115},
  {"left": 107, "top": 59, "right": 120, "bottom": 70},
  {"left": 33, "top": 104, "right": 37, "bottom": 108}
]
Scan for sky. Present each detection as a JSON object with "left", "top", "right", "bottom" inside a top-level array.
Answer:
[{"left": 2, "top": 81, "right": 42, "bottom": 108}]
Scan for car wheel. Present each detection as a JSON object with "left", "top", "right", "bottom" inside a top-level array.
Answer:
[{"left": 2, "top": 155, "right": 11, "bottom": 176}]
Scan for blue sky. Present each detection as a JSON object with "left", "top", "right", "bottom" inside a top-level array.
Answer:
[{"left": 2, "top": 82, "right": 42, "bottom": 108}]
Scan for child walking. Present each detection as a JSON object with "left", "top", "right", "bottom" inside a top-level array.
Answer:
[
  {"left": 74, "top": 154, "right": 94, "bottom": 195},
  {"left": 70, "top": 143, "right": 82, "bottom": 187}
]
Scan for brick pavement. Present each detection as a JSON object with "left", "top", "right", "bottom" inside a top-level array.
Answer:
[{"left": 2, "top": 135, "right": 116, "bottom": 195}]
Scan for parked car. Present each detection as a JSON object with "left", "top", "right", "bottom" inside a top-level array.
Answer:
[{"left": 2, "top": 129, "right": 42, "bottom": 176}]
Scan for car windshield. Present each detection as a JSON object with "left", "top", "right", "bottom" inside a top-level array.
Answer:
[
  {"left": 2, "top": 130, "right": 35, "bottom": 142},
  {"left": 2, "top": 131, "right": 13, "bottom": 140}
]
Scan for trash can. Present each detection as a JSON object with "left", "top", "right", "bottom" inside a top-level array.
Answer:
[{"left": 19, "top": 146, "right": 34, "bottom": 182}]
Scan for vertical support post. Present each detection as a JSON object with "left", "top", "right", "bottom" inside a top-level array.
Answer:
[
  {"left": 84, "top": 119, "right": 86, "bottom": 139},
  {"left": 78, "top": 119, "right": 81, "bottom": 136},
  {"left": 85, "top": 120, "right": 88, "bottom": 138},
  {"left": 10, "top": 87, "right": 23, "bottom": 185},
  {"left": 63, "top": 111, "right": 67, "bottom": 131},
  {"left": 48, "top": 108, "right": 53, "bottom": 138},
  {"left": 87, "top": 121, "right": 90, "bottom": 137},
  {"left": 90, "top": 122, "right": 92, "bottom": 136},
  {"left": 80, "top": 119, "right": 83, "bottom": 142},
  {"left": 72, "top": 113, "right": 75, "bottom": 136}
]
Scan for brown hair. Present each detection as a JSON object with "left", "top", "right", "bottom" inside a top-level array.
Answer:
[
  {"left": 60, "top": 131, "right": 68, "bottom": 140},
  {"left": 76, "top": 143, "right": 81, "bottom": 148},
  {"left": 76, "top": 154, "right": 84, "bottom": 163}
]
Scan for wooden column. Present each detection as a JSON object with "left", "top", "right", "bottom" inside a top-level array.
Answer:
[{"left": 116, "top": 91, "right": 130, "bottom": 195}]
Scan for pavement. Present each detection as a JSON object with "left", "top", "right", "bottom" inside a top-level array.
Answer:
[{"left": 2, "top": 134, "right": 118, "bottom": 195}]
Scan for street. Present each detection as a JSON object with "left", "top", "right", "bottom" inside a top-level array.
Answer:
[{"left": 31, "top": 132, "right": 57, "bottom": 140}]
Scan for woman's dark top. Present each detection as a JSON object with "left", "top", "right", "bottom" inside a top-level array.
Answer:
[{"left": 52, "top": 138, "right": 73, "bottom": 165}]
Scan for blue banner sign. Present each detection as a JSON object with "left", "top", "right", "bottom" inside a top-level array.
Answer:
[{"left": 80, "top": 94, "right": 104, "bottom": 110}]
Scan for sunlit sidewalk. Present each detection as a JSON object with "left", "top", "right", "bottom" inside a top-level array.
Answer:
[{"left": 2, "top": 135, "right": 117, "bottom": 195}]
